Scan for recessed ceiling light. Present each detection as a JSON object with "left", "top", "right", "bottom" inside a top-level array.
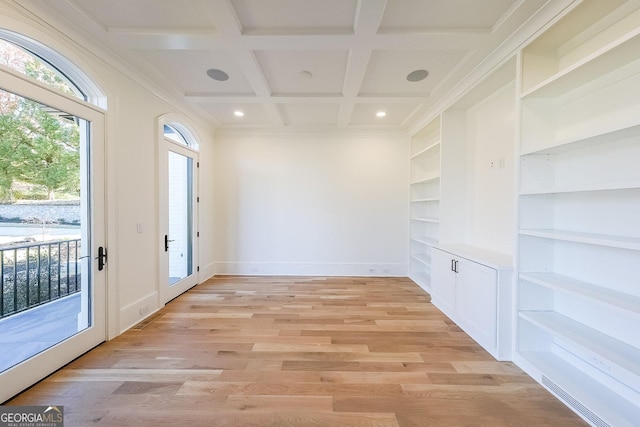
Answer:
[
  {"left": 407, "top": 69, "right": 429, "bottom": 82},
  {"left": 234, "top": 110, "right": 244, "bottom": 117},
  {"left": 299, "top": 70, "right": 313, "bottom": 79},
  {"left": 206, "top": 68, "right": 229, "bottom": 81},
  {"left": 376, "top": 111, "right": 386, "bottom": 118}
]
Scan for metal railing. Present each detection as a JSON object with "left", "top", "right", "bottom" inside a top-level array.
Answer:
[{"left": 0, "top": 238, "right": 81, "bottom": 319}]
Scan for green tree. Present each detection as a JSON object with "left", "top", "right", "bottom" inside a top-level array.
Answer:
[
  {"left": 0, "top": 113, "right": 26, "bottom": 200},
  {"left": 24, "top": 58, "right": 77, "bottom": 97},
  {"left": 14, "top": 101, "right": 80, "bottom": 200},
  {"left": 0, "top": 47, "right": 80, "bottom": 201}
]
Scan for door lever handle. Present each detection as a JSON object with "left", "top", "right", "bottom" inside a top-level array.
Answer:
[
  {"left": 164, "top": 234, "right": 175, "bottom": 252},
  {"left": 96, "top": 246, "right": 107, "bottom": 271}
]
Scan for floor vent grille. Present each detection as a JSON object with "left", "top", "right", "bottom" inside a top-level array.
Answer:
[
  {"left": 131, "top": 312, "right": 163, "bottom": 331},
  {"left": 542, "top": 375, "right": 609, "bottom": 427}
]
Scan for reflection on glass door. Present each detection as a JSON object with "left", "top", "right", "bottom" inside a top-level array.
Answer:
[
  {"left": 167, "top": 151, "right": 193, "bottom": 285},
  {"left": 0, "top": 90, "right": 96, "bottom": 374}
]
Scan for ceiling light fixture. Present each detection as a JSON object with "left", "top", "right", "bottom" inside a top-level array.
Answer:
[
  {"left": 407, "top": 69, "right": 429, "bottom": 82},
  {"left": 206, "top": 68, "right": 229, "bottom": 81},
  {"left": 298, "top": 70, "right": 313, "bottom": 79},
  {"left": 376, "top": 111, "right": 386, "bottom": 118},
  {"left": 234, "top": 110, "right": 244, "bottom": 117}
]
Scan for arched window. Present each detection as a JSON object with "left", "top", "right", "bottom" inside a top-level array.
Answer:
[
  {"left": 163, "top": 122, "right": 199, "bottom": 150},
  {"left": 0, "top": 30, "right": 106, "bottom": 108}
]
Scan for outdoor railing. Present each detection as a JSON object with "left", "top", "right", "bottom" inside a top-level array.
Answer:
[{"left": 0, "top": 238, "right": 81, "bottom": 319}]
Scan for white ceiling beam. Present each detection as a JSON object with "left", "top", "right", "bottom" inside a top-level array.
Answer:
[
  {"left": 199, "top": 0, "right": 243, "bottom": 36},
  {"left": 339, "top": 0, "right": 387, "bottom": 125},
  {"left": 230, "top": 50, "right": 284, "bottom": 126},
  {"left": 106, "top": 31, "right": 490, "bottom": 51},
  {"left": 185, "top": 94, "right": 428, "bottom": 104}
]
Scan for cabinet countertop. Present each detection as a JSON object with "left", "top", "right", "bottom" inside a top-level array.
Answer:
[{"left": 433, "top": 243, "right": 513, "bottom": 270}]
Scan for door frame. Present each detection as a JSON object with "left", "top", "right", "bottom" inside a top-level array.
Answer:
[
  {"left": 157, "top": 115, "right": 200, "bottom": 305},
  {"left": 0, "top": 66, "right": 108, "bottom": 403}
]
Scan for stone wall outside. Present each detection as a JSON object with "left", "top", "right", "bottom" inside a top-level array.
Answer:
[{"left": 0, "top": 200, "right": 80, "bottom": 225}]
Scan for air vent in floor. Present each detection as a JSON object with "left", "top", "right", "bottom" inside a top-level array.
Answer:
[{"left": 542, "top": 375, "right": 609, "bottom": 427}]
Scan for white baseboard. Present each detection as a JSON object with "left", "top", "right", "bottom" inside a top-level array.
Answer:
[
  {"left": 119, "top": 291, "right": 159, "bottom": 334},
  {"left": 199, "top": 262, "right": 216, "bottom": 283},
  {"left": 213, "top": 262, "right": 407, "bottom": 277}
]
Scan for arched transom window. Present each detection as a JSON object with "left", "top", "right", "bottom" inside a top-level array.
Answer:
[
  {"left": 0, "top": 30, "right": 106, "bottom": 108},
  {"left": 163, "top": 123, "right": 199, "bottom": 150}
]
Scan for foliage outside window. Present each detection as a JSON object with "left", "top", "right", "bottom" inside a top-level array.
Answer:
[{"left": 0, "top": 39, "right": 80, "bottom": 202}]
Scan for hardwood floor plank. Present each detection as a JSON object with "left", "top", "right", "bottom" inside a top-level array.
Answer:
[
  {"left": 48, "top": 368, "right": 224, "bottom": 382},
  {"left": 6, "top": 276, "right": 587, "bottom": 426},
  {"left": 224, "top": 395, "right": 333, "bottom": 412}
]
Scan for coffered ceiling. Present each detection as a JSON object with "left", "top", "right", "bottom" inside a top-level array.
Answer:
[{"left": 16, "top": 0, "right": 559, "bottom": 132}]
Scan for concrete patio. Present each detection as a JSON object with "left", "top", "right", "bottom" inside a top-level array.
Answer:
[{"left": 0, "top": 293, "right": 82, "bottom": 372}]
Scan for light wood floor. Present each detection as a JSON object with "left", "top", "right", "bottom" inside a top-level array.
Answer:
[{"left": 8, "top": 276, "right": 587, "bottom": 426}]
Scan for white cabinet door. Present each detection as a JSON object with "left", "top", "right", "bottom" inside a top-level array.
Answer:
[
  {"left": 431, "top": 248, "right": 456, "bottom": 315},
  {"left": 456, "top": 260, "right": 497, "bottom": 351},
  {"left": 431, "top": 245, "right": 509, "bottom": 360}
]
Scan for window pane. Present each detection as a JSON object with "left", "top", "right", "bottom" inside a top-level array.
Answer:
[
  {"left": 163, "top": 124, "right": 189, "bottom": 146},
  {"left": 0, "top": 88, "right": 90, "bottom": 372},
  {"left": 0, "top": 39, "right": 84, "bottom": 100},
  {"left": 167, "top": 151, "right": 193, "bottom": 285}
]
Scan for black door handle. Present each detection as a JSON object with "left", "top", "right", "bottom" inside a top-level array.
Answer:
[
  {"left": 97, "top": 246, "right": 107, "bottom": 271},
  {"left": 164, "top": 234, "right": 175, "bottom": 252}
]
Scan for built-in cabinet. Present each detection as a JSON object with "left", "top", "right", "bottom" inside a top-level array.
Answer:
[
  {"left": 409, "top": 0, "right": 640, "bottom": 424},
  {"left": 432, "top": 244, "right": 512, "bottom": 361}
]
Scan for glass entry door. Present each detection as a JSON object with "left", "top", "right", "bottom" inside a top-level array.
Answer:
[
  {"left": 168, "top": 150, "right": 194, "bottom": 285},
  {"left": 0, "top": 71, "right": 106, "bottom": 402},
  {"left": 160, "top": 137, "right": 198, "bottom": 304}
]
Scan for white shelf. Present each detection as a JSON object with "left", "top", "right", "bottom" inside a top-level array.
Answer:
[
  {"left": 519, "top": 229, "right": 640, "bottom": 251},
  {"left": 520, "top": 180, "right": 640, "bottom": 195},
  {"left": 519, "top": 351, "right": 640, "bottom": 427},
  {"left": 410, "top": 173, "right": 440, "bottom": 185},
  {"left": 410, "top": 140, "right": 440, "bottom": 159},
  {"left": 520, "top": 311, "right": 640, "bottom": 393},
  {"left": 520, "top": 123, "right": 640, "bottom": 156},
  {"left": 520, "top": 272, "right": 640, "bottom": 319},
  {"left": 411, "top": 217, "right": 439, "bottom": 224},
  {"left": 410, "top": 197, "right": 440, "bottom": 203},
  {"left": 410, "top": 253, "right": 430, "bottom": 266},
  {"left": 522, "top": 29, "right": 640, "bottom": 99},
  {"left": 410, "top": 237, "right": 437, "bottom": 247}
]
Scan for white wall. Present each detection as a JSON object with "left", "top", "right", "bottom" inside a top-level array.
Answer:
[
  {"left": 465, "top": 82, "right": 516, "bottom": 256},
  {"left": 214, "top": 132, "right": 409, "bottom": 276}
]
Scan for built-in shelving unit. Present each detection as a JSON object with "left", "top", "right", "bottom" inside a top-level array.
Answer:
[
  {"left": 516, "top": 1, "right": 640, "bottom": 425},
  {"left": 404, "top": 0, "right": 640, "bottom": 423},
  {"left": 409, "top": 117, "right": 440, "bottom": 292}
]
